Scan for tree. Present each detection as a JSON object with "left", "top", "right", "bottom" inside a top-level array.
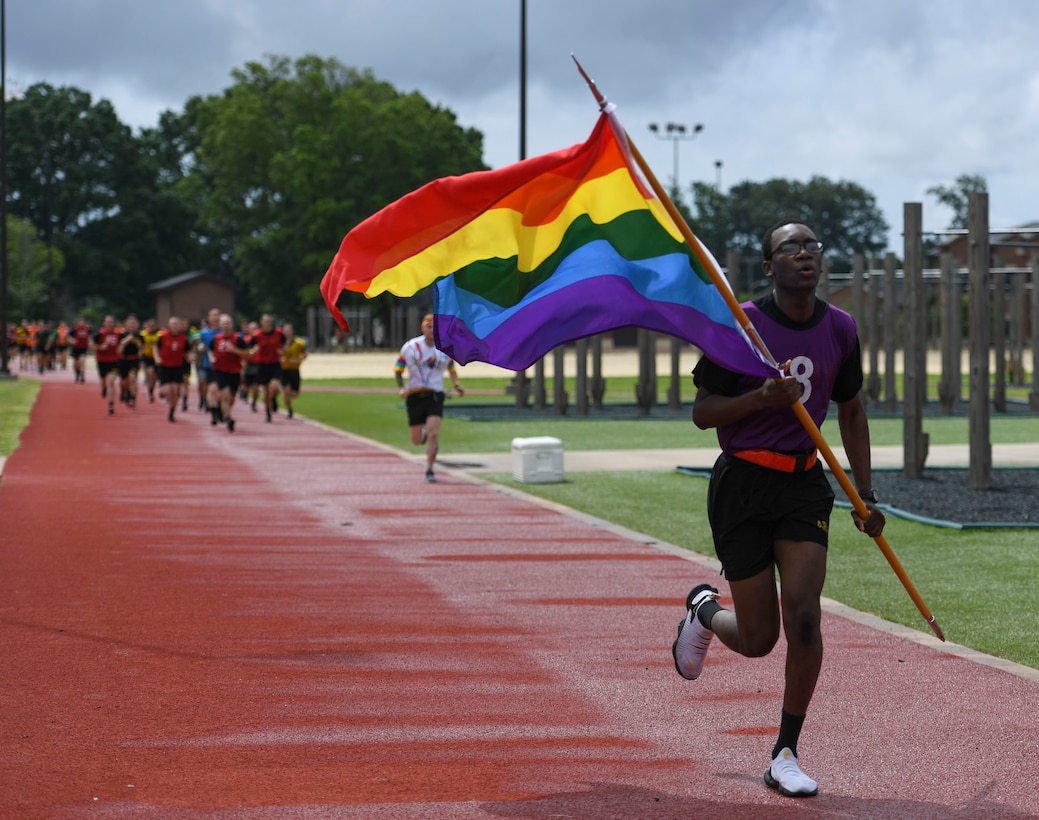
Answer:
[
  {"left": 183, "top": 55, "right": 487, "bottom": 325},
  {"left": 7, "top": 216, "right": 61, "bottom": 320},
  {"left": 5, "top": 84, "right": 134, "bottom": 314},
  {"left": 689, "top": 176, "right": 888, "bottom": 293},
  {"left": 927, "top": 174, "right": 987, "bottom": 229},
  {"left": 5, "top": 84, "right": 210, "bottom": 319}
]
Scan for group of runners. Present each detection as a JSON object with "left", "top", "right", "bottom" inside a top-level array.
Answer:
[
  {"left": 9, "top": 311, "right": 307, "bottom": 427},
  {"left": 7, "top": 320, "right": 74, "bottom": 374}
]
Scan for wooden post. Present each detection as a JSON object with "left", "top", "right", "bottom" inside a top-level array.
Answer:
[
  {"left": 851, "top": 253, "right": 865, "bottom": 333},
  {"left": 635, "top": 329, "right": 656, "bottom": 415},
  {"left": 902, "top": 203, "right": 928, "bottom": 477},
  {"left": 533, "top": 358, "right": 546, "bottom": 409},
  {"left": 726, "top": 249, "right": 741, "bottom": 296},
  {"left": 575, "top": 337, "right": 589, "bottom": 416},
  {"left": 883, "top": 252, "right": 898, "bottom": 413},
  {"left": 667, "top": 336, "right": 682, "bottom": 410},
  {"left": 991, "top": 258, "right": 1006, "bottom": 413},
  {"left": 938, "top": 252, "right": 962, "bottom": 413},
  {"left": 513, "top": 369, "right": 529, "bottom": 407},
  {"left": 967, "top": 191, "right": 991, "bottom": 490},
  {"left": 552, "top": 346, "right": 568, "bottom": 415},
  {"left": 866, "top": 257, "right": 881, "bottom": 403},
  {"left": 851, "top": 253, "right": 867, "bottom": 403},
  {"left": 590, "top": 334, "right": 605, "bottom": 409},
  {"left": 1009, "top": 269, "right": 1025, "bottom": 384},
  {"left": 1031, "top": 252, "right": 1039, "bottom": 412},
  {"left": 404, "top": 306, "right": 422, "bottom": 353}
]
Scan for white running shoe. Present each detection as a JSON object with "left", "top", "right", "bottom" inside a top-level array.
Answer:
[
  {"left": 671, "top": 584, "right": 719, "bottom": 680},
  {"left": 764, "top": 747, "right": 819, "bottom": 797}
]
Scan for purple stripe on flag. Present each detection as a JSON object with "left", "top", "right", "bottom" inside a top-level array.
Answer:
[{"left": 434, "top": 276, "right": 775, "bottom": 377}]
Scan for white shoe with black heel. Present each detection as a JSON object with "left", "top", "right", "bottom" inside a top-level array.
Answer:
[{"left": 764, "top": 747, "right": 818, "bottom": 797}]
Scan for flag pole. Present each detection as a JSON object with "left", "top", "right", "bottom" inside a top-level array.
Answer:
[{"left": 572, "top": 56, "right": 945, "bottom": 642}]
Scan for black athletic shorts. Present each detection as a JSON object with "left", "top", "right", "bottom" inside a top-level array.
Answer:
[
  {"left": 212, "top": 370, "right": 241, "bottom": 393},
  {"left": 118, "top": 360, "right": 139, "bottom": 379},
  {"left": 256, "top": 362, "right": 282, "bottom": 385},
  {"left": 706, "top": 453, "right": 835, "bottom": 582},
  {"left": 281, "top": 369, "right": 301, "bottom": 392},
  {"left": 157, "top": 365, "right": 182, "bottom": 385},
  {"left": 406, "top": 391, "right": 445, "bottom": 427},
  {"left": 97, "top": 361, "right": 119, "bottom": 379}
]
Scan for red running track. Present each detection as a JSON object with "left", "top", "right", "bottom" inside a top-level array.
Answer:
[{"left": 1, "top": 377, "right": 1037, "bottom": 818}]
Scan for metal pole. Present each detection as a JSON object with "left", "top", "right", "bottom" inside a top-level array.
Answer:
[
  {"left": 672, "top": 137, "right": 679, "bottom": 190},
  {"left": 513, "top": 0, "right": 529, "bottom": 406},
  {"left": 0, "top": 0, "right": 12, "bottom": 378},
  {"left": 518, "top": 0, "right": 526, "bottom": 162}
]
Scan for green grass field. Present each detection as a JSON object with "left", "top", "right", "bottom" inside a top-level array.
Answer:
[
  {"left": 296, "top": 388, "right": 1039, "bottom": 452},
  {"left": 3, "top": 376, "right": 1036, "bottom": 669},
  {"left": 0, "top": 379, "right": 40, "bottom": 457}
]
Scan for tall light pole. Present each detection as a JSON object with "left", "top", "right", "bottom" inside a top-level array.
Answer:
[
  {"left": 647, "top": 121, "right": 703, "bottom": 192},
  {"left": 647, "top": 121, "right": 703, "bottom": 412},
  {"left": 514, "top": 0, "right": 532, "bottom": 407},
  {"left": 715, "top": 159, "right": 723, "bottom": 190},
  {"left": 519, "top": 0, "right": 526, "bottom": 162},
  {"left": 0, "top": 0, "right": 11, "bottom": 378}
]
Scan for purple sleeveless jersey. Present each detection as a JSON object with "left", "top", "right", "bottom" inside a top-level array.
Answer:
[{"left": 716, "top": 301, "right": 859, "bottom": 454}]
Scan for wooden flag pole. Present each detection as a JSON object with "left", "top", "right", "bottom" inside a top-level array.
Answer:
[{"left": 572, "top": 56, "right": 945, "bottom": 642}]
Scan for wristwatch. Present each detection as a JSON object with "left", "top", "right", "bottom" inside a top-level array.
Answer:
[{"left": 859, "top": 488, "right": 880, "bottom": 504}]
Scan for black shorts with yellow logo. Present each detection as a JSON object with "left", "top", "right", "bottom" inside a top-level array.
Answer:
[{"left": 705, "top": 453, "right": 835, "bottom": 582}]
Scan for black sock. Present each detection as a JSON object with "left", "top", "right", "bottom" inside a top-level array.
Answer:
[
  {"left": 696, "top": 598, "right": 723, "bottom": 630},
  {"left": 773, "top": 710, "right": 806, "bottom": 760}
]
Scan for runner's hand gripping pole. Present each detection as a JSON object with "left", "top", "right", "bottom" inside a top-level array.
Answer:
[{"left": 572, "top": 55, "right": 945, "bottom": 642}]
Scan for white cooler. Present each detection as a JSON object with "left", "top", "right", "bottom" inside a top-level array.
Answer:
[{"left": 511, "top": 436, "right": 564, "bottom": 484}]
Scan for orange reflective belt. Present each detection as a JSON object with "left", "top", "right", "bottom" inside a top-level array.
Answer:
[{"left": 732, "top": 449, "right": 818, "bottom": 473}]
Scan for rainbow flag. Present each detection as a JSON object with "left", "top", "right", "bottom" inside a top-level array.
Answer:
[{"left": 321, "top": 110, "right": 774, "bottom": 378}]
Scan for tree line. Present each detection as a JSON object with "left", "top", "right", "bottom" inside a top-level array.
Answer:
[
  {"left": 7, "top": 55, "right": 486, "bottom": 326},
  {"left": 5, "top": 53, "right": 981, "bottom": 328}
]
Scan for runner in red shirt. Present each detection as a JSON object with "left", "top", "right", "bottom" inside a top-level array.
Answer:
[
  {"left": 69, "top": 317, "right": 92, "bottom": 384},
  {"left": 241, "top": 320, "right": 259, "bottom": 409},
  {"left": 93, "top": 315, "right": 122, "bottom": 415},
  {"left": 208, "top": 314, "right": 251, "bottom": 432},
  {"left": 117, "top": 315, "right": 143, "bottom": 408},
  {"left": 155, "top": 316, "right": 190, "bottom": 423},
  {"left": 251, "top": 314, "right": 286, "bottom": 423}
]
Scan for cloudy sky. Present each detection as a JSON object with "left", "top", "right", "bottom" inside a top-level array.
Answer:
[{"left": 10, "top": 0, "right": 1039, "bottom": 252}]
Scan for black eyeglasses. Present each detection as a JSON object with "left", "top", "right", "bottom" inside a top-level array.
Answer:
[{"left": 769, "top": 240, "right": 824, "bottom": 258}]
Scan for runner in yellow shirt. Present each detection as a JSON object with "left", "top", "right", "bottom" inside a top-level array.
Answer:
[
  {"left": 139, "top": 318, "right": 162, "bottom": 403},
  {"left": 279, "top": 323, "right": 307, "bottom": 420}
]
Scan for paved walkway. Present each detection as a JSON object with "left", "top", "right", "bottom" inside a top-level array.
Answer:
[
  {"left": 1, "top": 370, "right": 1038, "bottom": 817},
  {"left": 441, "top": 443, "right": 1039, "bottom": 474},
  {"left": 271, "top": 351, "right": 1039, "bottom": 474}
]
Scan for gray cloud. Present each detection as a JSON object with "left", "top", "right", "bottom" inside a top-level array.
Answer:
[{"left": 8, "top": 0, "right": 1039, "bottom": 247}]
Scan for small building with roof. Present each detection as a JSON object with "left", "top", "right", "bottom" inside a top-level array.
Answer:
[
  {"left": 148, "top": 271, "right": 235, "bottom": 326},
  {"left": 935, "top": 220, "right": 1039, "bottom": 267}
]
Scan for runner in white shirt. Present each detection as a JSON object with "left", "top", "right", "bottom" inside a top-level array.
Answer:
[{"left": 393, "top": 314, "right": 464, "bottom": 482}]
